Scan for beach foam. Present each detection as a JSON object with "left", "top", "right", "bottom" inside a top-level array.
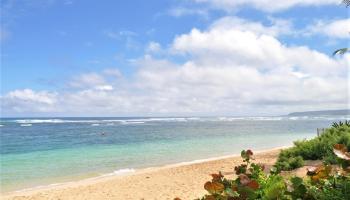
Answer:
[
  {"left": 112, "top": 168, "right": 135, "bottom": 175},
  {"left": 6, "top": 116, "right": 349, "bottom": 126},
  {"left": 15, "top": 119, "right": 65, "bottom": 124},
  {"left": 20, "top": 124, "right": 32, "bottom": 127},
  {"left": 120, "top": 121, "right": 145, "bottom": 125}
]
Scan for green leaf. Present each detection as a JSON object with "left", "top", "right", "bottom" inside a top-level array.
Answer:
[
  {"left": 333, "top": 48, "right": 349, "bottom": 56},
  {"left": 225, "top": 188, "right": 239, "bottom": 197},
  {"left": 290, "top": 177, "right": 303, "bottom": 187}
]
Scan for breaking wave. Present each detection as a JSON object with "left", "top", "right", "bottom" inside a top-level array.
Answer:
[{"left": 5, "top": 115, "right": 349, "bottom": 126}]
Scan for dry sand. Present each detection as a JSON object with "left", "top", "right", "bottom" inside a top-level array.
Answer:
[{"left": 1, "top": 148, "right": 284, "bottom": 200}]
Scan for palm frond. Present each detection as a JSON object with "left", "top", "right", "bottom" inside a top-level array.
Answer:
[
  {"left": 333, "top": 48, "right": 349, "bottom": 56},
  {"left": 343, "top": 0, "right": 350, "bottom": 7},
  {"left": 332, "top": 120, "right": 350, "bottom": 128}
]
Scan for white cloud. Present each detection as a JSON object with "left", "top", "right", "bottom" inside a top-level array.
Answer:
[
  {"left": 192, "top": 0, "right": 340, "bottom": 12},
  {"left": 146, "top": 41, "right": 162, "bottom": 53},
  {"left": 6, "top": 89, "right": 57, "bottom": 105},
  {"left": 210, "top": 16, "right": 294, "bottom": 37},
  {"left": 103, "top": 30, "right": 137, "bottom": 39},
  {"left": 103, "top": 68, "right": 122, "bottom": 78},
  {"left": 168, "top": 7, "right": 209, "bottom": 18},
  {"left": 94, "top": 85, "right": 114, "bottom": 91},
  {"left": 69, "top": 73, "right": 106, "bottom": 88},
  {"left": 172, "top": 23, "right": 345, "bottom": 77},
  {"left": 2, "top": 89, "right": 58, "bottom": 113},
  {"left": 304, "top": 18, "right": 350, "bottom": 39},
  {"left": 2, "top": 17, "right": 348, "bottom": 116}
]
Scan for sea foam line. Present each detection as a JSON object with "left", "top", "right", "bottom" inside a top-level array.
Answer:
[
  {"left": 20, "top": 124, "right": 32, "bottom": 127},
  {"left": 9, "top": 168, "right": 136, "bottom": 194},
  {"left": 6, "top": 146, "right": 292, "bottom": 195},
  {"left": 9, "top": 116, "right": 350, "bottom": 125}
]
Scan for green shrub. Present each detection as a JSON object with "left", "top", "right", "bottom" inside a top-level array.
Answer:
[
  {"left": 261, "top": 175, "right": 286, "bottom": 199},
  {"left": 307, "top": 176, "right": 350, "bottom": 200},
  {"left": 183, "top": 144, "right": 350, "bottom": 200},
  {"left": 275, "top": 123, "right": 350, "bottom": 171},
  {"left": 173, "top": 123, "right": 350, "bottom": 200}
]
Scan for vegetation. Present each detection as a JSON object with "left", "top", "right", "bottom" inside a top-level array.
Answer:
[
  {"left": 333, "top": 0, "right": 350, "bottom": 56},
  {"left": 342, "top": 0, "right": 350, "bottom": 7},
  {"left": 275, "top": 121, "right": 350, "bottom": 171},
  {"left": 174, "top": 123, "right": 350, "bottom": 200},
  {"left": 183, "top": 146, "right": 349, "bottom": 199}
]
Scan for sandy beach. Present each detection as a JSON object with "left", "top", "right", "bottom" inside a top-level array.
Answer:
[{"left": 1, "top": 148, "right": 283, "bottom": 200}]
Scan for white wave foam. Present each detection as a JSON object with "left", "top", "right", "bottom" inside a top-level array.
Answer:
[
  {"left": 11, "top": 115, "right": 349, "bottom": 125},
  {"left": 103, "top": 117, "right": 195, "bottom": 124},
  {"left": 113, "top": 168, "right": 135, "bottom": 175},
  {"left": 97, "top": 168, "right": 136, "bottom": 178},
  {"left": 91, "top": 124, "right": 100, "bottom": 126},
  {"left": 218, "top": 116, "right": 283, "bottom": 121},
  {"left": 11, "top": 168, "right": 137, "bottom": 194},
  {"left": 14, "top": 119, "right": 101, "bottom": 124},
  {"left": 217, "top": 116, "right": 350, "bottom": 121},
  {"left": 147, "top": 117, "right": 188, "bottom": 122},
  {"left": 120, "top": 121, "right": 145, "bottom": 125},
  {"left": 15, "top": 119, "right": 65, "bottom": 124},
  {"left": 20, "top": 124, "right": 32, "bottom": 127},
  {"left": 0, "top": 124, "right": 3, "bottom": 127},
  {"left": 288, "top": 116, "right": 307, "bottom": 120}
]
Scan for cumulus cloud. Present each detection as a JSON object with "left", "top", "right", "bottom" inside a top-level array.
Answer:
[
  {"left": 210, "top": 17, "right": 294, "bottom": 37},
  {"left": 304, "top": 18, "right": 350, "bottom": 39},
  {"left": 6, "top": 89, "right": 57, "bottom": 105},
  {"left": 69, "top": 73, "right": 107, "bottom": 88},
  {"left": 192, "top": 0, "right": 340, "bottom": 12},
  {"left": 1, "top": 17, "right": 348, "bottom": 116},
  {"left": 172, "top": 24, "right": 346, "bottom": 77},
  {"left": 2, "top": 89, "right": 58, "bottom": 113}
]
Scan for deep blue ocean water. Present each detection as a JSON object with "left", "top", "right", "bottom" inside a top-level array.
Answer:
[{"left": 0, "top": 116, "right": 349, "bottom": 192}]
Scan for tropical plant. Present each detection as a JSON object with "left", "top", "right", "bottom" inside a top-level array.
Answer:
[
  {"left": 332, "top": 120, "right": 350, "bottom": 128},
  {"left": 342, "top": 0, "right": 350, "bottom": 7},
  {"left": 275, "top": 123, "right": 350, "bottom": 171},
  {"left": 174, "top": 121, "right": 350, "bottom": 200},
  {"left": 333, "top": 0, "right": 350, "bottom": 55},
  {"left": 174, "top": 143, "right": 350, "bottom": 200},
  {"left": 333, "top": 48, "right": 349, "bottom": 56}
]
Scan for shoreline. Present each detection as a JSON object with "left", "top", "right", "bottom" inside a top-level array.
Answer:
[{"left": 1, "top": 146, "right": 289, "bottom": 200}]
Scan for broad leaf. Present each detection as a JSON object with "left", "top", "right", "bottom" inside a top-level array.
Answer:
[
  {"left": 307, "top": 165, "right": 332, "bottom": 182},
  {"left": 246, "top": 180, "right": 259, "bottom": 190},
  {"left": 211, "top": 172, "right": 224, "bottom": 181},
  {"left": 204, "top": 181, "right": 225, "bottom": 194},
  {"left": 333, "top": 144, "right": 350, "bottom": 161}
]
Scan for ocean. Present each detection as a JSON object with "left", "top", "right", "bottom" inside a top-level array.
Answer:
[{"left": 0, "top": 116, "right": 349, "bottom": 192}]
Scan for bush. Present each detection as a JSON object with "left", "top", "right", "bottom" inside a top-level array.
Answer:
[
  {"left": 274, "top": 155, "right": 304, "bottom": 171},
  {"left": 275, "top": 123, "right": 350, "bottom": 171},
  {"left": 177, "top": 144, "right": 350, "bottom": 200}
]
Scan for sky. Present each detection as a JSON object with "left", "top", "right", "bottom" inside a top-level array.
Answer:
[{"left": 0, "top": 0, "right": 349, "bottom": 117}]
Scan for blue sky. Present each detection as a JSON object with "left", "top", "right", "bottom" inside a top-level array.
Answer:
[{"left": 1, "top": 0, "right": 349, "bottom": 117}]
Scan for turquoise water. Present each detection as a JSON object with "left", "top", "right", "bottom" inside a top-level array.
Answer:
[{"left": 0, "top": 116, "right": 348, "bottom": 192}]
